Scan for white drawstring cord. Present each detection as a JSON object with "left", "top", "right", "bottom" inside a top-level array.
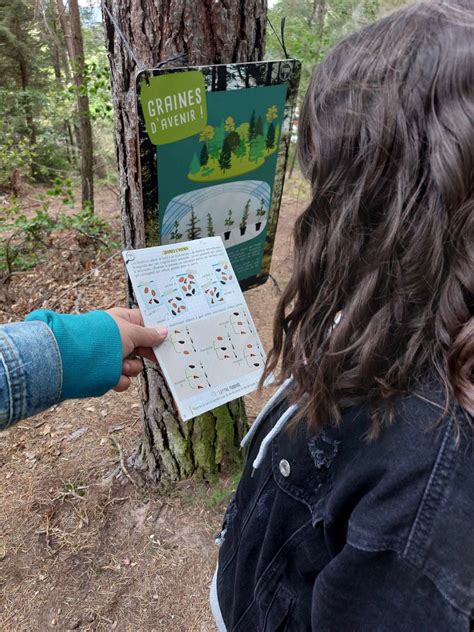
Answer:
[
  {"left": 251, "top": 403, "right": 299, "bottom": 474},
  {"left": 240, "top": 377, "right": 294, "bottom": 449}
]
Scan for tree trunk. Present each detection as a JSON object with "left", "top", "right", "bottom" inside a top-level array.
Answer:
[
  {"left": 102, "top": 0, "right": 267, "bottom": 483},
  {"left": 56, "top": 0, "right": 94, "bottom": 209}
]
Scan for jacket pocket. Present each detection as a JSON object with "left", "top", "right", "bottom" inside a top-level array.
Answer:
[
  {"left": 262, "top": 584, "right": 295, "bottom": 632},
  {"left": 233, "top": 583, "right": 295, "bottom": 632}
]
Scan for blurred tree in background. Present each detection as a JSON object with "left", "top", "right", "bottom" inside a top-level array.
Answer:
[
  {"left": 266, "top": 0, "right": 410, "bottom": 171},
  {"left": 0, "top": 0, "right": 410, "bottom": 203},
  {"left": 0, "top": 0, "right": 114, "bottom": 201}
]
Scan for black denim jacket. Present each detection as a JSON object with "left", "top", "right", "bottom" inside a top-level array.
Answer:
[{"left": 216, "top": 392, "right": 473, "bottom": 631}]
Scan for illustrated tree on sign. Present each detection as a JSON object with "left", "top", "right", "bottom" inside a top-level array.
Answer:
[
  {"left": 248, "top": 110, "right": 256, "bottom": 142},
  {"left": 218, "top": 137, "right": 232, "bottom": 172},
  {"left": 226, "top": 130, "right": 241, "bottom": 154},
  {"left": 266, "top": 122, "right": 276, "bottom": 150},
  {"left": 170, "top": 220, "right": 183, "bottom": 241},
  {"left": 266, "top": 105, "right": 278, "bottom": 123},
  {"left": 207, "top": 213, "right": 215, "bottom": 237},
  {"left": 209, "top": 120, "right": 225, "bottom": 159},
  {"left": 186, "top": 207, "right": 202, "bottom": 240},
  {"left": 249, "top": 134, "right": 265, "bottom": 163},
  {"left": 224, "top": 116, "right": 235, "bottom": 132},
  {"left": 265, "top": 104, "right": 278, "bottom": 151},
  {"left": 200, "top": 143, "right": 209, "bottom": 167},
  {"left": 235, "top": 136, "right": 247, "bottom": 161},
  {"left": 189, "top": 152, "right": 200, "bottom": 174},
  {"left": 199, "top": 124, "right": 215, "bottom": 146},
  {"left": 240, "top": 199, "right": 251, "bottom": 234},
  {"left": 256, "top": 115, "right": 264, "bottom": 137}
]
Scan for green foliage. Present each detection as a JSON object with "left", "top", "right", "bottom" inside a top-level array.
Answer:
[
  {"left": 266, "top": 0, "right": 389, "bottom": 97},
  {"left": 206, "top": 464, "right": 242, "bottom": 508},
  {"left": 0, "top": 1, "right": 115, "bottom": 187},
  {"left": 82, "top": 59, "right": 113, "bottom": 121},
  {"left": 0, "top": 178, "right": 113, "bottom": 274}
]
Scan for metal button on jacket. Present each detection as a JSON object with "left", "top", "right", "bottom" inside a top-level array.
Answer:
[{"left": 279, "top": 459, "right": 291, "bottom": 477}]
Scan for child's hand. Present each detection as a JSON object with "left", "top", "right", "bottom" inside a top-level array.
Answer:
[{"left": 106, "top": 307, "right": 167, "bottom": 392}]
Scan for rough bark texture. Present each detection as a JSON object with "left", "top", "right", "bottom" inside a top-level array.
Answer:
[
  {"left": 57, "top": 0, "right": 94, "bottom": 208},
  {"left": 102, "top": 0, "right": 267, "bottom": 482}
]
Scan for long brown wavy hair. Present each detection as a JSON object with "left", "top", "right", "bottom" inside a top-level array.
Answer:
[{"left": 263, "top": 0, "right": 474, "bottom": 435}]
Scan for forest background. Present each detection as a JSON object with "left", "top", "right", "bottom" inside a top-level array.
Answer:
[{"left": 1, "top": 0, "right": 407, "bottom": 279}]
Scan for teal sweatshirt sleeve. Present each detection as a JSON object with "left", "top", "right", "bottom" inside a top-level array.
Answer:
[{"left": 25, "top": 310, "right": 122, "bottom": 401}]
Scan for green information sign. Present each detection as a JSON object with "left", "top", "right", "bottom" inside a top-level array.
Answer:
[
  {"left": 140, "top": 71, "right": 207, "bottom": 144},
  {"left": 136, "top": 60, "right": 301, "bottom": 291}
]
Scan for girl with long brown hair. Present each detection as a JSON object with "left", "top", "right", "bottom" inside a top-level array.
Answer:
[{"left": 212, "top": 1, "right": 473, "bottom": 629}]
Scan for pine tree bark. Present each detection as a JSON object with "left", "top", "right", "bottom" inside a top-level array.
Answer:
[
  {"left": 102, "top": 0, "right": 267, "bottom": 482},
  {"left": 56, "top": 0, "right": 94, "bottom": 209}
]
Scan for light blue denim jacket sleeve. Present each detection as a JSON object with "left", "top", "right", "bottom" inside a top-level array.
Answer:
[{"left": 0, "top": 321, "right": 62, "bottom": 430}]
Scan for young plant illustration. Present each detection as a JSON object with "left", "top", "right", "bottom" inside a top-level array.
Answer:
[
  {"left": 225, "top": 209, "right": 234, "bottom": 228},
  {"left": 186, "top": 207, "right": 202, "bottom": 240},
  {"left": 257, "top": 198, "right": 266, "bottom": 218},
  {"left": 224, "top": 209, "right": 234, "bottom": 240},
  {"left": 207, "top": 213, "right": 215, "bottom": 237},
  {"left": 240, "top": 199, "right": 250, "bottom": 235},
  {"left": 170, "top": 219, "right": 183, "bottom": 241},
  {"left": 255, "top": 197, "right": 267, "bottom": 231}
]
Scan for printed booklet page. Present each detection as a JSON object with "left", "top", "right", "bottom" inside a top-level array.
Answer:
[{"left": 123, "top": 237, "right": 266, "bottom": 421}]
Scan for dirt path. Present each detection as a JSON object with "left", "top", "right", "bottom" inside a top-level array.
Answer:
[{"left": 0, "top": 178, "right": 309, "bottom": 631}]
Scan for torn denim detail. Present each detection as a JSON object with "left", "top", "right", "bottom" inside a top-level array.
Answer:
[{"left": 308, "top": 431, "right": 340, "bottom": 470}]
